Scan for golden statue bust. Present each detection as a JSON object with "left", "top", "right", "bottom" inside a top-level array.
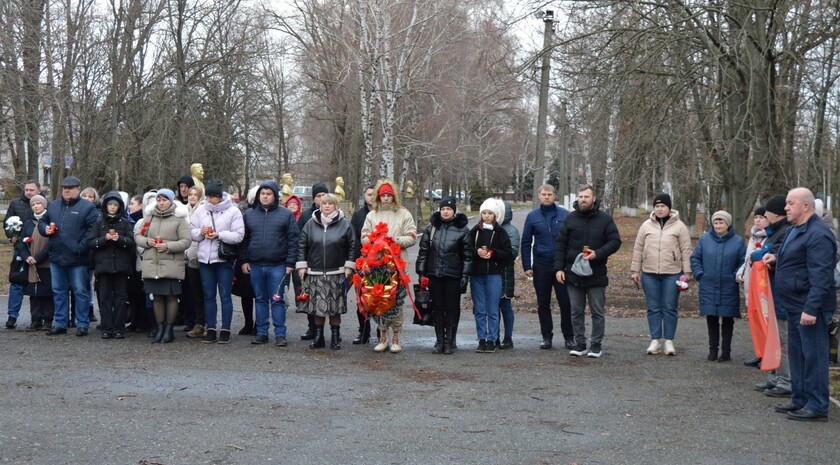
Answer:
[
  {"left": 190, "top": 163, "right": 205, "bottom": 191},
  {"left": 404, "top": 180, "right": 414, "bottom": 199},
  {"left": 334, "top": 176, "right": 346, "bottom": 201},
  {"left": 281, "top": 172, "right": 294, "bottom": 202}
]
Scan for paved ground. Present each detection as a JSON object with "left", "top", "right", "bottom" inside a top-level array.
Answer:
[
  {"left": 1, "top": 296, "right": 838, "bottom": 465},
  {"left": 1, "top": 208, "right": 838, "bottom": 464}
]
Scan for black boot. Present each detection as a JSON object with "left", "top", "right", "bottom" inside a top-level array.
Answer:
[
  {"left": 708, "top": 348, "right": 718, "bottom": 362},
  {"left": 301, "top": 314, "right": 316, "bottom": 340},
  {"left": 330, "top": 326, "right": 341, "bottom": 350},
  {"left": 309, "top": 325, "right": 325, "bottom": 349},
  {"left": 162, "top": 324, "right": 175, "bottom": 343},
  {"left": 706, "top": 316, "right": 720, "bottom": 360},
  {"left": 719, "top": 317, "right": 734, "bottom": 362},
  {"left": 443, "top": 314, "right": 455, "bottom": 355},
  {"left": 353, "top": 316, "right": 371, "bottom": 344},
  {"left": 432, "top": 322, "right": 444, "bottom": 354},
  {"left": 152, "top": 323, "right": 165, "bottom": 343}
]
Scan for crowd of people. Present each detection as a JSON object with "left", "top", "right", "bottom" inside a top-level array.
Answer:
[{"left": 3, "top": 175, "right": 836, "bottom": 421}]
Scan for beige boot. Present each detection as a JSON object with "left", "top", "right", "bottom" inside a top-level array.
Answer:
[
  {"left": 373, "top": 326, "right": 389, "bottom": 352},
  {"left": 390, "top": 329, "right": 402, "bottom": 353},
  {"left": 186, "top": 325, "right": 205, "bottom": 338}
]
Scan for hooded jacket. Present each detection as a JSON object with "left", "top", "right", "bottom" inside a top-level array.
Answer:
[
  {"left": 190, "top": 192, "right": 245, "bottom": 264},
  {"left": 87, "top": 191, "right": 137, "bottom": 275},
  {"left": 38, "top": 195, "right": 100, "bottom": 267},
  {"left": 630, "top": 209, "right": 692, "bottom": 276},
  {"left": 416, "top": 211, "right": 473, "bottom": 280},
  {"left": 690, "top": 226, "right": 746, "bottom": 318},
  {"left": 135, "top": 200, "right": 192, "bottom": 280},
  {"left": 296, "top": 208, "right": 356, "bottom": 274},
  {"left": 175, "top": 174, "right": 195, "bottom": 204},
  {"left": 554, "top": 198, "right": 622, "bottom": 288},
  {"left": 361, "top": 179, "right": 417, "bottom": 251},
  {"left": 4, "top": 191, "right": 34, "bottom": 239},
  {"left": 240, "top": 180, "right": 300, "bottom": 269},
  {"left": 499, "top": 202, "right": 520, "bottom": 298},
  {"left": 285, "top": 195, "right": 303, "bottom": 222}
]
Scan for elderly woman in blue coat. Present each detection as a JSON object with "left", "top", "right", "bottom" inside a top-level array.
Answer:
[{"left": 690, "top": 210, "right": 746, "bottom": 362}]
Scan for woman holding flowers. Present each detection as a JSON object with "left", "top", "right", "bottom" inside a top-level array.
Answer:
[
  {"left": 416, "top": 196, "right": 472, "bottom": 354},
  {"left": 20, "top": 195, "right": 53, "bottom": 330},
  {"left": 470, "top": 199, "right": 513, "bottom": 353},
  {"left": 296, "top": 193, "right": 356, "bottom": 350},
  {"left": 360, "top": 179, "right": 417, "bottom": 353}
]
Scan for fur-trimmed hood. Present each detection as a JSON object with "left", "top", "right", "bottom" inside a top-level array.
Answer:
[{"left": 372, "top": 178, "right": 402, "bottom": 212}]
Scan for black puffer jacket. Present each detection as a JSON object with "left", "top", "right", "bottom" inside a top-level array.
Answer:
[
  {"left": 87, "top": 191, "right": 137, "bottom": 275},
  {"left": 296, "top": 209, "right": 356, "bottom": 274},
  {"left": 241, "top": 181, "right": 300, "bottom": 268},
  {"left": 554, "top": 199, "right": 621, "bottom": 288},
  {"left": 416, "top": 211, "right": 473, "bottom": 279},
  {"left": 470, "top": 223, "right": 512, "bottom": 276}
]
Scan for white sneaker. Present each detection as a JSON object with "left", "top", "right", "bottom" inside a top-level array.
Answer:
[
  {"left": 569, "top": 346, "right": 588, "bottom": 357},
  {"left": 586, "top": 348, "right": 602, "bottom": 358},
  {"left": 664, "top": 339, "right": 676, "bottom": 356},
  {"left": 646, "top": 339, "right": 662, "bottom": 355}
]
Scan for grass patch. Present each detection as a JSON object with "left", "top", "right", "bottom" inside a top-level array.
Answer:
[
  {"left": 0, "top": 244, "right": 11, "bottom": 295},
  {"left": 831, "top": 370, "right": 840, "bottom": 399}
]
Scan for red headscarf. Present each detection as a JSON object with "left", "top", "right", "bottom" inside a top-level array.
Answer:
[{"left": 285, "top": 195, "right": 302, "bottom": 221}]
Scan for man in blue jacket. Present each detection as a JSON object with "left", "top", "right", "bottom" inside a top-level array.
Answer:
[
  {"left": 240, "top": 180, "right": 299, "bottom": 347},
  {"left": 764, "top": 187, "right": 836, "bottom": 421},
  {"left": 521, "top": 184, "right": 572, "bottom": 349},
  {"left": 38, "top": 176, "right": 100, "bottom": 336}
]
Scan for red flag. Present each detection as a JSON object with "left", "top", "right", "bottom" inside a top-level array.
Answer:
[
  {"left": 760, "top": 289, "right": 781, "bottom": 371},
  {"left": 747, "top": 261, "right": 770, "bottom": 358}
]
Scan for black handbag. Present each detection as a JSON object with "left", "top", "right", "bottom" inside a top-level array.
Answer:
[
  {"left": 9, "top": 257, "right": 28, "bottom": 284},
  {"left": 412, "top": 283, "right": 434, "bottom": 326},
  {"left": 210, "top": 212, "right": 239, "bottom": 261}
]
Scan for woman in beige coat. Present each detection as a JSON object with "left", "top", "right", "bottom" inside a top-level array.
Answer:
[
  {"left": 630, "top": 193, "right": 692, "bottom": 356},
  {"left": 135, "top": 189, "right": 191, "bottom": 343}
]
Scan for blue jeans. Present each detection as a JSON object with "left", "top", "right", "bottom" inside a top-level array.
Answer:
[
  {"left": 641, "top": 272, "right": 681, "bottom": 340},
  {"left": 471, "top": 274, "right": 501, "bottom": 342},
  {"left": 200, "top": 262, "right": 235, "bottom": 331},
  {"left": 7, "top": 282, "right": 23, "bottom": 319},
  {"left": 499, "top": 297, "right": 514, "bottom": 340},
  {"left": 250, "top": 264, "right": 287, "bottom": 338},
  {"left": 788, "top": 311, "right": 832, "bottom": 415},
  {"left": 50, "top": 264, "right": 91, "bottom": 329}
]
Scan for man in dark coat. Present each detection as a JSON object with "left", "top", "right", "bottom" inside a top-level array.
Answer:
[
  {"left": 764, "top": 187, "right": 836, "bottom": 421},
  {"left": 4, "top": 179, "right": 40, "bottom": 329},
  {"left": 38, "top": 176, "right": 100, "bottom": 336},
  {"left": 240, "top": 180, "right": 299, "bottom": 346},
  {"left": 350, "top": 185, "right": 375, "bottom": 344},
  {"left": 554, "top": 185, "right": 621, "bottom": 358}
]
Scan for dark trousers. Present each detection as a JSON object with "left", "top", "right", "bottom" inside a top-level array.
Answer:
[
  {"left": 179, "top": 264, "right": 196, "bottom": 327},
  {"left": 706, "top": 316, "right": 734, "bottom": 353},
  {"left": 429, "top": 276, "right": 461, "bottom": 326},
  {"left": 127, "top": 270, "right": 152, "bottom": 330},
  {"left": 532, "top": 264, "right": 572, "bottom": 340},
  {"left": 186, "top": 266, "right": 205, "bottom": 326},
  {"left": 96, "top": 273, "right": 128, "bottom": 332},
  {"left": 30, "top": 296, "right": 54, "bottom": 324},
  {"left": 788, "top": 311, "right": 832, "bottom": 415}
]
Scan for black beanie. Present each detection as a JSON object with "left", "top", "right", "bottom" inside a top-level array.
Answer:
[
  {"left": 754, "top": 207, "right": 767, "bottom": 217},
  {"left": 764, "top": 195, "right": 786, "bottom": 216},
  {"left": 177, "top": 174, "right": 194, "bottom": 188},
  {"left": 653, "top": 193, "right": 672, "bottom": 209},
  {"left": 205, "top": 179, "right": 224, "bottom": 198},
  {"left": 439, "top": 196, "right": 457, "bottom": 211},
  {"left": 312, "top": 183, "right": 329, "bottom": 197}
]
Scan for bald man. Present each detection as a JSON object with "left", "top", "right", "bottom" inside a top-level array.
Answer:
[{"left": 764, "top": 187, "right": 836, "bottom": 421}]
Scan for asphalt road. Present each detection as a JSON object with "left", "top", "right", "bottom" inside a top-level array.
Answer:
[{"left": 1, "top": 207, "right": 838, "bottom": 464}]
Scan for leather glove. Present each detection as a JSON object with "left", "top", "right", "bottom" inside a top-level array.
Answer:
[{"left": 460, "top": 275, "right": 469, "bottom": 294}]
